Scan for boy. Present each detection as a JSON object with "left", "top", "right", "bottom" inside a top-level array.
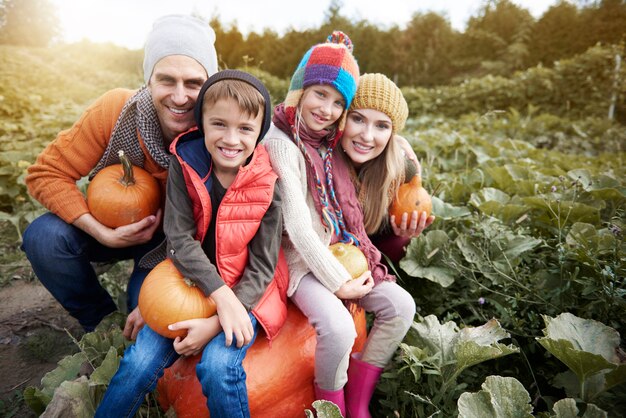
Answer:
[{"left": 96, "top": 70, "right": 288, "bottom": 418}]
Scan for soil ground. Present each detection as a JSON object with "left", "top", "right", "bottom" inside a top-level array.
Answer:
[
  {"left": 0, "top": 279, "right": 83, "bottom": 417},
  {"left": 0, "top": 221, "right": 84, "bottom": 416}
]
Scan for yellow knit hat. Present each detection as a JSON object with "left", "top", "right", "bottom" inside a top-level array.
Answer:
[{"left": 349, "top": 73, "right": 409, "bottom": 134}]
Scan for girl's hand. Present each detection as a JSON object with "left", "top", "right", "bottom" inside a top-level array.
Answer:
[
  {"left": 210, "top": 285, "right": 254, "bottom": 348},
  {"left": 170, "top": 316, "right": 222, "bottom": 356},
  {"left": 390, "top": 211, "right": 435, "bottom": 239},
  {"left": 394, "top": 135, "right": 422, "bottom": 177},
  {"left": 334, "top": 271, "right": 374, "bottom": 299}
]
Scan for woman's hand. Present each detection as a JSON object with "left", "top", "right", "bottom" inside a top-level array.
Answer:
[
  {"left": 334, "top": 271, "right": 374, "bottom": 299},
  {"left": 390, "top": 210, "right": 435, "bottom": 239}
]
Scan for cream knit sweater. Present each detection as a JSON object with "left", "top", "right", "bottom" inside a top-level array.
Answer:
[{"left": 263, "top": 124, "right": 352, "bottom": 296}]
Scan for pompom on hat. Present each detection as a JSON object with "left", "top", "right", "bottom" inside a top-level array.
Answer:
[
  {"left": 284, "top": 31, "right": 359, "bottom": 139},
  {"left": 350, "top": 73, "right": 409, "bottom": 134},
  {"left": 143, "top": 14, "right": 218, "bottom": 83}
]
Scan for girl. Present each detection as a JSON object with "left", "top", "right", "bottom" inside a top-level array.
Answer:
[
  {"left": 340, "top": 73, "right": 435, "bottom": 263},
  {"left": 263, "top": 32, "right": 415, "bottom": 418}
]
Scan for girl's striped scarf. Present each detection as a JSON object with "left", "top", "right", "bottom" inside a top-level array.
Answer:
[{"left": 273, "top": 103, "right": 394, "bottom": 286}]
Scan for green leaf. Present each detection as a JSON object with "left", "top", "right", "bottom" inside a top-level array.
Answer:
[
  {"left": 88, "top": 346, "right": 121, "bottom": 386},
  {"left": 583, "top": 404, "right": 609, "bottom": 418},
  {"left": 553, "top": 398, "right": 608, "bottom": 418},
  {"left": 401, "top": 230, "right": 458, "bottom": 287},
  {"left": 457, "top": 376, "right": 533, "bottom": 418},
  {"left": 412, "top": 315, "right": 459, "bottom": 366},
  {"left": 39, "top": 352, "right": 89, "bottom": 400},
  {"left": 539, "top": 313, "right": 621, "bottom": 363},
  {"left": 40, "top": 376, "right": 95, "bottom": 418},
  {"left": 304, "top": 400, "right": 344, "bottom": 418},
  {"left": 431, "top": 196, "right": 472, "bottom": 220},
  {"left": 455, "top": 319, "right": 520, "bottom": 373},
  {"left": 469, "top": 188, "right": 511, "bottom": 208},
  {"left": 537, "top": 313, "right": 625, "bottom": 399},
  {"left": 552, "top": 398, "right": 580, "bottom": 417}
]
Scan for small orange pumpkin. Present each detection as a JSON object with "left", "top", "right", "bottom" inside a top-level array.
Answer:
[
  {"left": 329, "top": 242, "right": 368, "bottom": 279},
  {"left": 87, "top": 150, "right": 160, "bottom": 228},
  {"left": 157, "top": 303, "right": 368, "bottom": 418},
  {"left": 389, "top": 175, "right": 432, "bottom": 227},
  {"left": 138, "top": 259, "right": 217, "bottom": 339}
]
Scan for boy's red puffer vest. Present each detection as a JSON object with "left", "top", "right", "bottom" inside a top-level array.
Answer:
[{"left": 170, "top": 128, "right": 289, "bottom": 340}]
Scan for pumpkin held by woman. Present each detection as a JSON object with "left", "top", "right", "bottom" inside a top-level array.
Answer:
[
  {"left": 156, "top": 303, "right": 368, "bottom": 418},
  {"left": 87, "top": 150, "right": 160, "bottom": 228},
  {"left": 389, "top": 175, "right": 432, "bottom": 227}
]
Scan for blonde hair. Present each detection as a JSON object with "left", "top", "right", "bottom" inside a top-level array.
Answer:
[{"left": 352, "top": 135, "right": 405, "bottom": 234}]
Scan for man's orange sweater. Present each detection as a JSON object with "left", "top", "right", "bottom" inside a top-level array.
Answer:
[{"left": 26, "top": 88, "right": 169, "bottom": 224}]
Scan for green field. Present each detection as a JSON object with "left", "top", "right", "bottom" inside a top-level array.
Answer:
[{"left": 1, "top": 42, "right": 624, "bottom": 417}]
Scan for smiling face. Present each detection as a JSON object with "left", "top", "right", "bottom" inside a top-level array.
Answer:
[
  {"left": 148, "top": 55, "right": 208, "bottom": 145},
  {"left": 341, "top": 108, "right": 393, "bottom": 168},
  {"left": 202, "top": 97, "right": 263, "bottom": 185},
  {"left": 298, "top": 85, "right": 345, "bottom": 132}
]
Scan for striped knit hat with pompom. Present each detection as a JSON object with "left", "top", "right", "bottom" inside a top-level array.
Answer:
[{"left": 284, "top": 31, "right": 359, "bottom": 144}]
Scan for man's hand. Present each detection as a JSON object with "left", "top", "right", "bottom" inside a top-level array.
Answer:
[
  {"left": 123, "top": 307, "right": 146, "bottom": 340},
  {"left": 210, "top": 285, "right": 254, "bottom": 348},
  {"left": 73, "top": 209, "right": 162, "bottom": 248},
  {"left": 334, "top": 271, "right": 374, "bottom": 300},
  {"left": 170, "top": 316, "right": 222, "bottom": 356}
]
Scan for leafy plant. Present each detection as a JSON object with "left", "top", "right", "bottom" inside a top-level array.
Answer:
[
  {"left": 537, "top": 313, "right": 626, "bottom": 402},
  {"left": 457, "top": 376, "right": 608, "bottom": 418},
  {"left": 22, "top": 313, "right": 164, "bottom": 417},
  {"left": 378, "top": 315, "right": 519, "bottom": 417}
]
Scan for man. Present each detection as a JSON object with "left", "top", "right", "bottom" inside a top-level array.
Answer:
[{"left": 21, "top": 14, "right": 218, "bottom": 338}]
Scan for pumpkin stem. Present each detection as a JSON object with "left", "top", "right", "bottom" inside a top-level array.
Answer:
[
  {"left": 118, "top": 150, "right": 136, "bottom": 187},
  {"left": 183, "top": 278, "right": 196, "bottom": 288},
  {"left": 410, "top": 175, "right": 422, "bottom": 188}
]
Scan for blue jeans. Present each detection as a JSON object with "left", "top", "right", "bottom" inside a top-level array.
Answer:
[
  {"left": 95, "top": 313, "right": 259, "bottom": 418},
  {"left": 20, "top": 212, "right": 163, "bottom": 331}
]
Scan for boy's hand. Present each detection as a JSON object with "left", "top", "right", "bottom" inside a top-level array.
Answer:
[
  {"left": 334, "top": 271, "right": 374, "bottom": 300},
  {"left": 390, "top": 211, "right": 435, "bottom": 239},
  {"left": 210, "top": 285, "right": 254, "bottom": 348},
  {"left": 123, "top": 307, "right": 146, "bottom": 340},
  {"left": 170, "top": 316, "right": 222, "bottom": 356}
]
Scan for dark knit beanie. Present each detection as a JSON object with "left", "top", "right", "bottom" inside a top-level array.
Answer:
[{"left": 194, "top": 69, "right": 272, "bottom": 145}]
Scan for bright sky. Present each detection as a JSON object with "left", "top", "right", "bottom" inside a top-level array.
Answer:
[{"left": 51, "top": 0, "right": 558, "bottom": 50}]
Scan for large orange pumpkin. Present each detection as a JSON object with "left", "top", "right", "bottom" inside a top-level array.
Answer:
[
  {"left": 157, "top": 303, "right": 368, "bottom": 418},
  {"left": 329, "top": 242, "right": 368, "bottom": 279},
  {"left": 389, "top": 175, "right": 432, "bottom": 227},
  {"left": 138, "top": 259, "right": 217, "bottom": 339},
  {"left": 87, "top": 150, "right": 160, "bottom": 228}
]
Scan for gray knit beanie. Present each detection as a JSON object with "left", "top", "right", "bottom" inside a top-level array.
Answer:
[{"left": 143, "top": 14, "right": 218, "bottom": 83}]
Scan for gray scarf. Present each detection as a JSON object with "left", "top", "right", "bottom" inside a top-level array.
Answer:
[{"left": 89, "top": 86, "right": 170, "bottom": 179}]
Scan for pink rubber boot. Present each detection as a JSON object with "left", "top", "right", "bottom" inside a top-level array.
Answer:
[
  {"left": 345, "top": 353, "right": 384, "bottom": 418},
  {"left": 315, "top": 383, "right": 346, "bottom": 417}
]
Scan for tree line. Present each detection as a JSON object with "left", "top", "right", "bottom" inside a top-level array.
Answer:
[{"left": 1, "top": 0, "right": 625, "bottom": 87}]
